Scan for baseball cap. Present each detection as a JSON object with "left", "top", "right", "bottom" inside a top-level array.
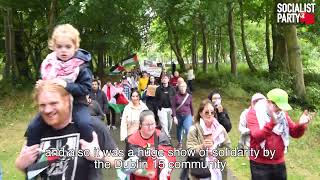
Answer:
[
  {"left": 267, "top": 88, "right": 292, "bottom": 111},
  {"left": 251, "top": 93, "right": 266, "bottom": 103}
]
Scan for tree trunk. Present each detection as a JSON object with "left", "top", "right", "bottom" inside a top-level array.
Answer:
[
  {"left": 4, "top": 8, "right": 18, "bottom": 81},
  {"left": 97, "top": 49, "right": 105, "bottom": 78},
  {"left": 185, "top": 56, "right": 189, "bottom": 65},
  {"left": 239, "top": 0, "right": 256, "bottom": 72},
  {"left": 164, "top": 17, "right": 186, "bottom": 72},
  {"left": 265, "top": 4, "right": 272, "bottom": 72},
  {"left": 283, "top": 25, "right": 306, "bottom": 98},
  {"left": 215, "top": 27, "right": 222, "bottom": 71},
  {"left": 191, "top": 18, "right": 198, "bottom": 71},
  {"left": 271, "top": 0, "right": 289, "bottom": 73},
  {"left": 3, "top": 9, "right": 11, "bottom": 79},
  {"left": 108, "top": 56, "right": 113, "bottom": 67},
  {"left": 271, "top": 21, "right": 289, "bottom": 73},
  {"left": 200, "top": 15, "right": 208, "bottom": 73},
  {"left": 220, "top": 39, "right": 227, "bottom": 63},
  {"left": 211, "top": 31, "right": 215, "bottom": 69},
  {"left": 89, "top": 54, "right": 94, "bottom": 71},
  {"left": 227, "top": 1, "right": 237, "bottom": 76},
  {"left": 103, "top": 51, "right": 106, "bottom": 69},
  {"left": 15, "top": 11, "right": 31, "bottom": 81},
  {"left": 48, "top": 0, "right": 58, "bottom": 35},
  {"left": 33, "top": 48, "right": 42, "bottom": 79}
]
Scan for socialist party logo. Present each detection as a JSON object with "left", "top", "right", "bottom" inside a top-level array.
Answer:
[{"left": 277, "top": 2, "right": 316, "bottom": 24}]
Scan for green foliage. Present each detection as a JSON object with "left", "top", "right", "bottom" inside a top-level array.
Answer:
[
  {"left": 0, "top": 79, "right": 34, "bottom": 97},
  {"left": 305, "top": 83, "right": 320, "bottom": 110},
  {"left": 196, "top": 63, "right": 289, "bottom": 94},
  {"left": 195, "top": 63, "right": 320, "bottom": 111},
  {"left": 0, "top": 86, "right": 35, "bottom": 128},
  {"left": 223, "top": 83, "right": 249, "bottom": 99}
]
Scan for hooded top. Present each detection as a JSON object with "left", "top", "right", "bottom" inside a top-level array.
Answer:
[
  {"left": 41, "top": 48, "right": 93, "bottom": 104},
  {"left": 74, "top": 49, "right": 91, "bottom": 62}
]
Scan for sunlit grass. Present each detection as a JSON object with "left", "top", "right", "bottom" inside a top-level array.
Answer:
[{"left": 0, "top": 91, "right": 36, "bottom": 179}]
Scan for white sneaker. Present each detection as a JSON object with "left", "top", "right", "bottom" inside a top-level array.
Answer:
[{"left": 111, "top": 126, "right": 117, "bottom": 130}]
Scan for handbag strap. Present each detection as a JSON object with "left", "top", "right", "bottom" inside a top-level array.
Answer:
[
  {"left": 153, "top": 132, "right": 160, "bottom": 179},
  {"left": 176, "top": 93, "right": 190, "bottom": 111}
]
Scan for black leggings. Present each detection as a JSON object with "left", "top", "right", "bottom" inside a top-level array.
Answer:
[
  {"left": 106, "top": 108, "right": 116, "bottom": 126},
  {"left": 250, "top": 160, "right": 287, "bottom": 180}
]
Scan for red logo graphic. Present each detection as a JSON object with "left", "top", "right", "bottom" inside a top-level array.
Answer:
[{"left": 300, "top": 12, "right": 315, "bottom": 24}]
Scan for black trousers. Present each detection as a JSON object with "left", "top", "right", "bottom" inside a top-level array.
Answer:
[
  {"left": 250, "top": 160, "right": 287, "bottom": 180},
  {"left": 106, "top": 108, "right": 116, "bottom": 126},
  {"left": 146, "top": 98, "right": 159, "bottom": 125}
]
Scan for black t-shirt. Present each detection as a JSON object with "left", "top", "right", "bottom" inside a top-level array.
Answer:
[
  {"left": 25, "top": 117, "right": 118, "bottom": 180},
  {"left": 27, "top": 123, "right": 90, "bottom": 180},
  {"left": 155, "top": 85, "right": 176, "bottom": 109}
]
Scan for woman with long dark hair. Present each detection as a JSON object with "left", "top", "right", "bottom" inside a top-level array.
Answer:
[{"left": 120, "top": 90, "right": 148, "bottom": 141}]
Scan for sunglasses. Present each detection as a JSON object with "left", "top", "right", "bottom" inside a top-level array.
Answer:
[{"left": 204, "top": 110, "right": 215, "bottom": 116}]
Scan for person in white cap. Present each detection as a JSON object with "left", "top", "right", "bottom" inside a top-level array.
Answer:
[
  {"left": 238, "top": 93, "right": 266, "bottom": 152},
  {"left": 247, "top": 88, "right": 315, "bottom": 180}
]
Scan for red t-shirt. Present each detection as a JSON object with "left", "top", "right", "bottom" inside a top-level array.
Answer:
[
  {"left": 127, "top": 130, "right": 176, "bottom": 180},
  {"left": 107, "top": 87, "right": 111, "bottom": 101},
  {"left": 170, "top": 76, "right": 179, "bottom": 87}
]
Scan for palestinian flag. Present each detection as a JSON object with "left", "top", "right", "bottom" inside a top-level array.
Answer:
[
  {"left": 108, "top": 103, "right": 126, "bottom": 113},
  {"left": 27, "top": 152, "right": 60, "bottom": 179},
  {"left": 110, "top": 65, "right": 125, "bottom": 74},
  {"left": 122, "top": 54, "right": 138, "bottom": 68}
]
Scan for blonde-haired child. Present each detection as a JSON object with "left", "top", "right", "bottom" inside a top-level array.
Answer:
[{"left": 27, "top": 24, "right": 94, "bottom": 146}]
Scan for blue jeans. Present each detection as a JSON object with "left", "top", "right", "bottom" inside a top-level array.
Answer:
[
  {"left": 176, "top": 114, "right": 193, "bottom": 143},
  {"left": 0, "top": 162, "right": 2, "bottom": 180}
]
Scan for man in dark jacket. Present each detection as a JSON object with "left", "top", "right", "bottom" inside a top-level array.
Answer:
[
  {"left": 87, "top": 95, "right": 105, "bottom": 121},
  {"left": 90, "top": 79, "right": 108, "bottom": 116}
]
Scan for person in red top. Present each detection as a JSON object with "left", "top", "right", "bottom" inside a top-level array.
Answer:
[
  {"left": 247, "top": 88, "right": 315, "bottom": 180},
  {"left": 170, "top": 71, "right": 180, "bottom": 87},
  {"left": 124, "top": 110, "right": 176, "bottom": 180},
  {"left": 102, "top": 80, "right": 117, "bottom": 129}
]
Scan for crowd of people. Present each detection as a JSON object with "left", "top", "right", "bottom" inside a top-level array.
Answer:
[{"left": 14, "top": 23, "right": 315, "bottom": 180}]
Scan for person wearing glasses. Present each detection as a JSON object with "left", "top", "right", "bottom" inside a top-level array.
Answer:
[
  {"left": 120, "top": 90, "right": 148, "bottom": 141},
  {"left": 123, "top": 110, "right": 176, "bottom": 180},
  {"left": 207, "top": 90, "right": 232, "bottom": 133},
  {"left": 247, "top": 88, "right": 315, "bottom": 180},
  {"left": 186, "top": 99, "right": 231, "bottom": 180}
]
